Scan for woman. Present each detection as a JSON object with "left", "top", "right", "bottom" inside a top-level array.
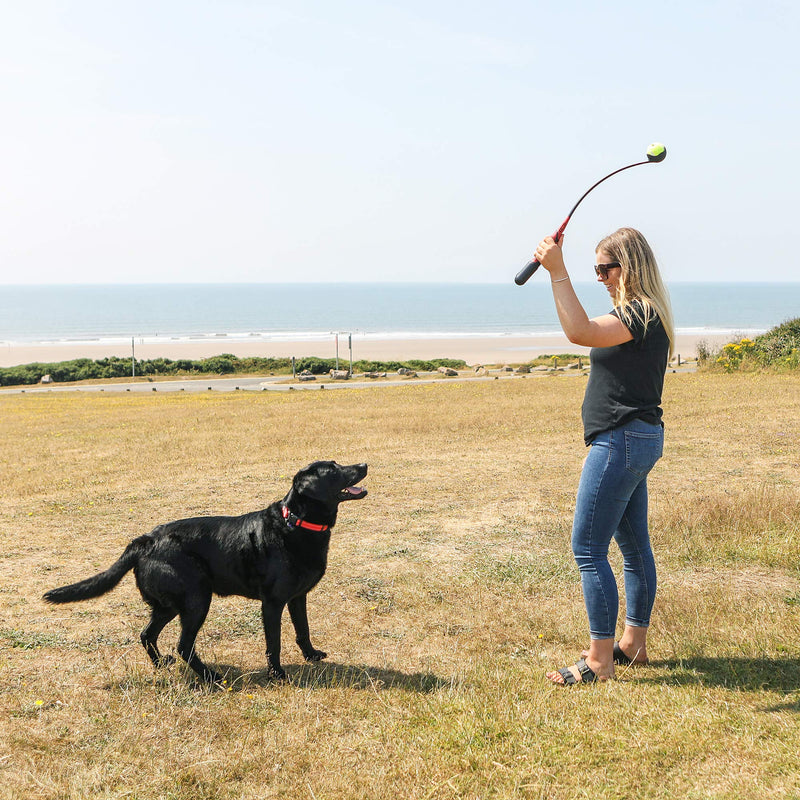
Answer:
[{"left": 535, "top": 228, "right": 674, "bottom": 686}]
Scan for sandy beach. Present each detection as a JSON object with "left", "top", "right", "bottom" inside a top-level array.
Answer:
[{"left": 0, "top": 332, "right": 731, "bottom": 369}]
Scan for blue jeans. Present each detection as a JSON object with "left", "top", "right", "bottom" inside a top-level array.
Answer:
[{"left": 571, "top": 418, "right": 663, "bottom": 640}]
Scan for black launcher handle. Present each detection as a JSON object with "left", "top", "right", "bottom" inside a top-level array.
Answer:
[
  {"left": 514, "top": 225, "right": 566, "bottom": 286},
  {"left": 514, "top": 258, "right": 540, "bottom": 286}
]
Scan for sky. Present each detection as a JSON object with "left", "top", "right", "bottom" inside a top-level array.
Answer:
[{"left": 1, "top": 0, "right": 798, "bottom": 284}]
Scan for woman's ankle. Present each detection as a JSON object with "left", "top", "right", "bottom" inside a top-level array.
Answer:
[
  {"left": 618, "top": 626, "right": 648, "bottom": 661},
  {"left": 586, "top": 638, "right": 615, "bottom": 675}
]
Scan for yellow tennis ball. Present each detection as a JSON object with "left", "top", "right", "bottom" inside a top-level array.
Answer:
[{"left": 646, "top": 142, "right": 667, "bottom": 162}]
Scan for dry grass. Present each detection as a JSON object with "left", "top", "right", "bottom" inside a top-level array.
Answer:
[{"left": 1, "top": 372, "right": 799, "bottom": 799}]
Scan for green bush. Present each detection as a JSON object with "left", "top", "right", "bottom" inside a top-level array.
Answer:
[
  {"left": 0, "top": 353, "right": 470, "bottom": 386},
  {"left": 197, "top": 354, "right": 238, "bottom": 374},
  {"left": 753, "top": 317, "right": 800, "bottom": 368},
  {"left": 699, "top": 317, "right": 800, "bottom": 372}
]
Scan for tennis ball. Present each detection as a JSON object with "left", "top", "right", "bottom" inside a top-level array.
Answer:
[{"left": 646, "top": 142, "right": 667, "bottom": 162}]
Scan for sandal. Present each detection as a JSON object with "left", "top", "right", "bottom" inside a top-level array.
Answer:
[
  {"left": 613, "top": 643, "right": 649, "bottom": 666},
  {"left": 555, "top": 658, "right": 598, "bottom": 686}
]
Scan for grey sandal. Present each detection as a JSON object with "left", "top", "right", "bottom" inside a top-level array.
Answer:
[{"left": 556, "top": 657, "right": 598, "bottom": 685}]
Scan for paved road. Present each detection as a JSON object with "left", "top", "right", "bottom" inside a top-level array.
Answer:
[
  {"left": 1, "top": 364, "right": 696, "bottom": 396},
  {"left": 1, "top": 370, "right": 556, "bottom": 395}
]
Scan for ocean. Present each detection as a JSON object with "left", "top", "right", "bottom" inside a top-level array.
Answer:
[{"left": 1, "top": 283, "right": 798, "bottom": 347}]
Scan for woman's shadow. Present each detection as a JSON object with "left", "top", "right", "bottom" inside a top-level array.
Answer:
[{"left": 639, "top": 657, "right": 800, "bottom": 712}]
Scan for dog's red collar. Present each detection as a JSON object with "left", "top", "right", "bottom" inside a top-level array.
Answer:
[{"left": 281, "top": 504, "right": 330, "bottom": 532}]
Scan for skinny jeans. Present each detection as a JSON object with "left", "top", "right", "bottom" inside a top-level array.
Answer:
[{"left": 571, "top": 417, "right": 663, "bottom": 640}]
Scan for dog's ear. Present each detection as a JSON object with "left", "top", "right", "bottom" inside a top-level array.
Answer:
[{"left": 293, "top": 464, "right": 333, "bottom": 502}]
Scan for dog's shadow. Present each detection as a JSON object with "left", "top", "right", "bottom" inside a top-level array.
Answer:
[
  {"left": 640, "top": 657, "right": 800, "bottom": 711},
  {"left": 216, "top": 660, "right": 449, "bottom": 694}
]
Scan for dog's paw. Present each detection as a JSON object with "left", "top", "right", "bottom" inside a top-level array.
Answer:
[{"left": 303, "top": 648, "right": 328, "bottom": 662}]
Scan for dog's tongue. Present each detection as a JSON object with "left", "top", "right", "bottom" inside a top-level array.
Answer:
[{"left": 345, "top": 486, "right": 365, "bottom": 496}]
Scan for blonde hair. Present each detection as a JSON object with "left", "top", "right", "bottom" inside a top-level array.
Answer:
[{"left": 596, "top": 227, "right": 674, "bottom": 358}]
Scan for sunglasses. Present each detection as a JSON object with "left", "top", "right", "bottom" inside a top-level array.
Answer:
[{"left": 594, "top": 261, "right": 621, "bottom": 279}]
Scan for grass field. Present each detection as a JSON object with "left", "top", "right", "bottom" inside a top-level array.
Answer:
[{"left": 1, "top": 371, "right": 799, "bottom": 799}]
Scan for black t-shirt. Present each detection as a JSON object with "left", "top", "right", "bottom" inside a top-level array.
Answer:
[{"left": 581, "top": 301, "right": 670, "bottom": 445}]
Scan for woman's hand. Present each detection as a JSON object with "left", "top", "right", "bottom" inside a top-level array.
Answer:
[{"left": 535, "top": 236, "right": 568, "bottom": 280}]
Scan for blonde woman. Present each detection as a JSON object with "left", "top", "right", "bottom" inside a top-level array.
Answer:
[{"left": 535, "top": 228, "right": 674, "bottom": 686}]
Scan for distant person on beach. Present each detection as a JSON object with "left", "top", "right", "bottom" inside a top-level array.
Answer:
[{"left": 534, "top": 227, "right": 674, "bottom": 686}]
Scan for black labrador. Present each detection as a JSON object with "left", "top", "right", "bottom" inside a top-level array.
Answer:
[{"left": 44, "top": 460, "right": 368, "bottom": 683}]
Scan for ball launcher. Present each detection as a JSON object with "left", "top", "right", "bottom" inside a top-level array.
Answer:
[{"left": 514, "top": 143, "right": 667, "bottom": 286}]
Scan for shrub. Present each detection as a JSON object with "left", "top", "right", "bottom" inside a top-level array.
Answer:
[
  {"left": 699, "top": 318, "right": 800, "bottom": 373},
  {"left": 197, "top": 354, "right": 238, "bottom": 374},
  {"left": 0, "top": 353, "right": 469, "bottom": 386},
  {"left": 715, "top": 338, "right": 756, "bottom": 373},
  {"left": 294, "top": 357, "right": 337, "bottom": 375},
  {"left": 753, "top": 317, "right": 800, "bottom": 368}
]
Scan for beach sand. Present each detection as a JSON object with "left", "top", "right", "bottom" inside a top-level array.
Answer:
[{"left": 0, "top": 333, "right": 731, "bottom": 369}]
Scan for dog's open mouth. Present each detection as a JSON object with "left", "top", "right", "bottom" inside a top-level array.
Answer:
[{"left": 340, "top": 485, "right": 367, "bottom": 501}]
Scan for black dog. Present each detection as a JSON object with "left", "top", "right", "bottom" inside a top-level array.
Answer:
[{"left": 44, "top": 460, "right": 367, "bottom": 683}]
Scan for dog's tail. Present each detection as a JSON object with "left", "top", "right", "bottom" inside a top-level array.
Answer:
[{"left": 43, "top": 535, "right": 152, "bottom": 604}]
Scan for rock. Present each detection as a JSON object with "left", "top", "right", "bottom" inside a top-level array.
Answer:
[
  {"left": 437, "top": 366, "right": 458, "bottom": 376},
  {"left": 298, "top": 374, "right": 316, "bottom": 382},
  {"left": 516, "top": 365, "right": 530, "bottom": 374},
  {"left": 40, "top": 374, "right": 53, "bottom": 384},
  {"left": 329, "top": 370, "right": 350, "bottom": 380}
]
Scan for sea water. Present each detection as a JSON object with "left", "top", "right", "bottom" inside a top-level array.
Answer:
[{"left": 1, "top": 283, "right": 798, "bottom": 347}]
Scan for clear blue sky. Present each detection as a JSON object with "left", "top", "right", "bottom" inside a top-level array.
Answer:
[{"left": 1, "top": 1, "right": 798, "bottom": 284}]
